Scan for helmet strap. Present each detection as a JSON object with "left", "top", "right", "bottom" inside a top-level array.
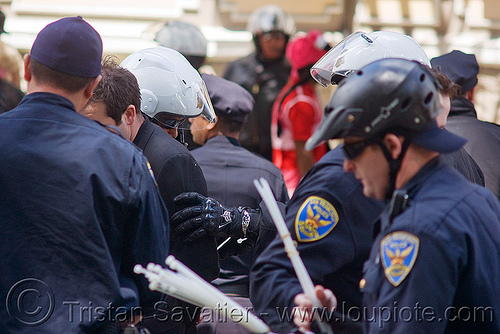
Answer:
[
  {"left": 177, "top": 129, "right": 188, "bottom": 148},
  {"left": 377, "top": 136, "right": 412, "bottom": 200}
]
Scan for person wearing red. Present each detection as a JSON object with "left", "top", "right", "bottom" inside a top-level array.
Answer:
[{"left": 271, "top": 30, "right": 329, "bottom": 196}]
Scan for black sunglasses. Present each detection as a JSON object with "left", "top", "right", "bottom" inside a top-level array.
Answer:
[{"left": 342, "top": 137, "right": 380, "bottom": 160}]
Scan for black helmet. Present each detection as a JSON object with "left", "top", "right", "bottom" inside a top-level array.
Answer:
[
  {"left": 307, "top": 58, "right": 451, "bottom": 150},
  {"left": 307, "top": 57, "right": 466, "bottom": 201}
]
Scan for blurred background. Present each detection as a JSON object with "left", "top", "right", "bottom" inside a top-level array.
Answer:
[{"left": 1, "top": 0, "right": 499, "bottom": 122}]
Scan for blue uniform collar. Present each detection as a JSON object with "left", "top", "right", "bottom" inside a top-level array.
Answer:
[
  {"left": 19, "top": 92, "right": 76, "bottom": 111},
  {"left": 225, "top": 136, "right": 241, "bottom": 147},
  {"left": 399, "top": 156, "right": 443, "bottom": 198},
  {"left": 450, "top": 96, "right": 477, "bottom": 118},
  {"left": 205, "top": 135, "right": 241, "bottom": 147},
  {"left": 379, "top": 156, "right": 443, "bottom": 232}
]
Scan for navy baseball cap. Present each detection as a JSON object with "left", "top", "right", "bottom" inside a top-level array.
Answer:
[
  {"left": 430, "top": 50, "right": 478, "bottom": 95},
  {"left": 31, "top": 16, "right": 102, "bottom": 78},
  {"left": 201, "top": 73, "right": 254, "bottom": 123},
  {"left": 413, "top": 120, "right": 466, "bottom": 153}
]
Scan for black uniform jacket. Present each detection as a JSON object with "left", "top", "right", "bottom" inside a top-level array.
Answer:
[
  {"left": 447, "top": 96, "right": 500, "bottom": 199},
  {"left": 133, "top": 118, "right": 218, "bottom": 281}
]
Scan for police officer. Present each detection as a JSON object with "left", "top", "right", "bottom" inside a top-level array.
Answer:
[
  {"left": 312, "top": 31, "right": 485, "bottom": 186},
  {"left": 223, "top": 5, "right": 295, "bottom": 161},
  {"left": 0, "top": 17, "right": 169, "bottom": 333},
  {"left": 431, "top": 50, "right": 500, "bottom": 199},
  {"left": 301, "top": 58, "right": 500, "bottom": 333}
]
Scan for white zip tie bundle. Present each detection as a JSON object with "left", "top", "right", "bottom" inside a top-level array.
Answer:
[{"left": 134, "top": 255, "right": 270, "bottom": 334}]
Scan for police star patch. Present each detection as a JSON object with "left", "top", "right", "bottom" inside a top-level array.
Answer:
[
  {"left": 295, "top": 196, "right": 339, "bottom": 242},
  {"left": 380, "top": 232, "right": 419, "bottom": 286}
]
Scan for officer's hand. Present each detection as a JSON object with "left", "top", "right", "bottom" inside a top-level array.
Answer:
[
  {"left": 172, "top": 192, "right": 240, "bottom": 242},
  {"left": 293, "top": 285, "right": 337, "bottom": 333}
]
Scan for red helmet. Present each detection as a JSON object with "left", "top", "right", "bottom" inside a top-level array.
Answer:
[{"left": 286, "top": 30, "right": 328, "bottom": 80}]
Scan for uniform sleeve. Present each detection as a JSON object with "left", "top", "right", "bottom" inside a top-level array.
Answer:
[
  {"left": 123, "top": 153, "right": 170, "bottom": 308},
  {"left": 250, "top": 186, "right": 357, "bottom": 332},
  {"left": 154, "top": 152, "right": 219, "bottom": 282},
  {"left": 363, "top": 224, "right": 465, "bottom": 333},
  {"left": 288, "top": 101, "right": 317, "bottom": 142}
]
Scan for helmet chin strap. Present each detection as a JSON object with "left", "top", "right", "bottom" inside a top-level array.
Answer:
[
  {"left": 177, "top": 129, "right": 188, "bottom": 148},
  {"left": 377, "top": 136, "right": 412, "bottom": 200}
]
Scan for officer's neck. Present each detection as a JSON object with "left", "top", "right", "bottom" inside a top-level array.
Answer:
[
  {"left": 129, "top": 112, "right": 145, "bottom": 142},
  {"left": 27, "top": 76, "right": 100, "bottom": 113},
  {"left": 395, "top": 144, "right": 439, "bottom": 190}
]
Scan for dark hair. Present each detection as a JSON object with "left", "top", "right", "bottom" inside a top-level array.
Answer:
[
  {"left": 30, "top": 58, "right": 94, "bottom": 93},
  {"left": 217, "top": 116, "right": 243, "bottom": 135},
  {"left": 89, "top": 56, "right": 141, "bottom": 124},
  {"left": 429, "top": 67, "right": 459, "bottom": 99}
]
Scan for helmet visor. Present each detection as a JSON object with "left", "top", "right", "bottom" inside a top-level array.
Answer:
[
  {"left": 196, "top": 80, "right": 217, "bottom": 124},
  {"left": 311, "top": 31, "right": 430, "bottom": 87},
  {"left": 311, "top": 32, "right": 372, "bottom": 87}
]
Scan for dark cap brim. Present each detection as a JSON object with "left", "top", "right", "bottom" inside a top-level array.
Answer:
[
  {"left": 305, "top": 106, "right": 348, "bottom": 151},
  {"left": 413, "top": 125, "right": 466, "bottom": 153}
]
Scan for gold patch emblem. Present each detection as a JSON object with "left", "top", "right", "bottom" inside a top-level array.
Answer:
[
  {"left": 295, "top": 196, "right": 339, "bottom": 242},
  {"left": 380, "top": 232, "right": 419, "bottom": 286}
]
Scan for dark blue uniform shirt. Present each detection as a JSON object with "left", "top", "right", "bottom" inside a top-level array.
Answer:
[
  {"left": 250, "top": 147, "right": 384, "bottom": 332},
  {"left": 362, "top": 157, "right": 500, "bottom": 333},
  {"left": 0, "top": 93, "right": 169, "bottom": 333}
]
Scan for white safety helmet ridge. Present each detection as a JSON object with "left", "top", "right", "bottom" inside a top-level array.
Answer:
[
  {"left": 311, "top": 31, "right": 431, "bottom": 87},
  {"left": 246, "top": 5, "right": 295, "bottom": 36},
  {"left": 120, "top": 46, "right": 216, "bottom": 126}
]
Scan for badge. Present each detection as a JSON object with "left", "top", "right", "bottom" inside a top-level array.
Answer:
[
  {"left": 295, "top": 196, "right": 339, "bottom": 242},
  {"left": 380, "top": 232, "right": 419, "bottom": 286}
]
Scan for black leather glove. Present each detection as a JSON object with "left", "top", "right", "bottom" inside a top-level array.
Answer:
[{"left": 172, "top": 192, "right": 260, "bottom": 242}]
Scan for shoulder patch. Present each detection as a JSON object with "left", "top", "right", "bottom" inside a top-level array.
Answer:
[
  {"left": 380, "top": 232, "right": 419, "bottom": 286},
  {"left": 295, "top": 196, "right": 339, "bottom": 242}
]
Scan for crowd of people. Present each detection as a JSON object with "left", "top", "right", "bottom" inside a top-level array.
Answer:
[{"left": 0, "top": 4, "right": 499, "bottom": 334}]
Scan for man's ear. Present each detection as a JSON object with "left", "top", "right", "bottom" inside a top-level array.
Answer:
[
  {"left": 84, "top": 75, "right": 102, "bottom": 99},
  {"left": 382, "top": 133, "right": 404, "bottom": 160},
  {"left": 206, "top": 120, "right": 217, "bottom": 130},
  {"left": 24, "top": 54, "right": 32, "bottom": 82},
  {"left": 121, "top": 105, "right": 137, "bottom": 126}
]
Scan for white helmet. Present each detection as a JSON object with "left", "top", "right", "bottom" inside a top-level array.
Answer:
[
  {"left": 311, "top": 31, "right": 431, "bottom": 87},
  {"left": 246, "top": 5, "right": 295, "bottom": 36},
  {"left": 154, "top": 21, "right": 207, "bottom": 57},
  {"left": 120, "top": 46, "right": 216, "bottom": 125}
]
